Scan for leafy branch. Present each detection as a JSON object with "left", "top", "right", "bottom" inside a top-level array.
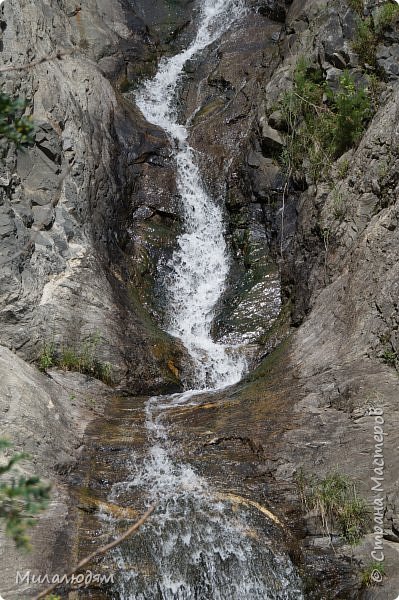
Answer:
[
  {"left": 0, "top": 93, "right": 34, "bottom": 147},
  {"left": 0, "top": 439, "right": 51, "bottom": 549}
]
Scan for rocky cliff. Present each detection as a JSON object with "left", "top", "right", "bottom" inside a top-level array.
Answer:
[{"left": 1, "top": 0, "right": 399, "bottom": 598}]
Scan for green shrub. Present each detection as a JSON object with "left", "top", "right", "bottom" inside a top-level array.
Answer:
[
  {"left": 296, "top": 469, "right": 369, "bottom": 546},
  {"left": 374, "top": 2, "right": 399, "bottom": 35},
  {"left": 350, "top": 2, "right": 399, "bottom": 65},
  {"left": 361, "top": 561, "right": 385, "bottom": 587},
  {"left": 331, "top": 71, "right": 371, "bottom": 155},
  {"left": 0, "top": 439, "right": 50, "bottom": 549},
  {"left": 279, "top": 61, "right": 371, "bottom": 183}
]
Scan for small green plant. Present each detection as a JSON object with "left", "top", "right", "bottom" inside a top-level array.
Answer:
[
  {"left": 331, "top": 71, "right": 371, "bottom": 155},
  {"left": 352, "top": 17, "right": 377, "bottom": 66},
  {"left": 377, "top": 158, "right": 389, "bottom": 181},
  {"left": 347, "top": 0, "right": 364, "bottom": 14},
  {"left": 361, "top": 561, "right": 385, "bottom": 587},
  {"left": 0, "top": 439, "right": 50, "bottom": 549},
  {"left": 382, "top": 348, "right": 397, "bottom": 366},
  {"left": 0, "top": 93, "right": 35, "bottom": 147},
  {"left": 296, "top": 469, "right": 369, "bottom": 546},
  {"left": 374, "top": 2, "right": 399, "bottom": 35},
  {"left": 332, "top": 188, "right": 346, "bottom": 219},
  {"left": 337, "top": 158, "right": 350, "bottom": 179},
  {"left": 39, "top": 341, "right": 55, "bottom": 372}
]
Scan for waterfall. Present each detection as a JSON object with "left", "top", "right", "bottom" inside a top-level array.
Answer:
[
  {"left": 135, "top": 0, "right": 246, "bottom": 389},
  {"left": 106, "top": 2, "right": 304, "bottom": 598}
]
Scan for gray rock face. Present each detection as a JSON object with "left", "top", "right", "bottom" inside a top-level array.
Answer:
[
  {"left": 0, "top": 345, "right": 111, "bottom": 598},
  {"left": 0, "top": 0, "right": 185, "bottom": 393},
  {"left": 253, "top": 0, "right": 399, "bottom": 595}
]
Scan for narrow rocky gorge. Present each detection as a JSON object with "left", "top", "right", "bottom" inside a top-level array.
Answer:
[{"left": 0, "top": 0, "right": 399, "bottom": 598}]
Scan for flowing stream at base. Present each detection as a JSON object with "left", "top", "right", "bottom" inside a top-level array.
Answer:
[{"left": 105, "top": 1, "right": 303, "bottom": 598}]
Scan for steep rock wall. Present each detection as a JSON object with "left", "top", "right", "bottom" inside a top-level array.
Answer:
[{"left": 0, "top": 0, "right": 188, "bottom": 393}]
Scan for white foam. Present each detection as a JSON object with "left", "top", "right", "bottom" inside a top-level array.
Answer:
[{"left": 135, "top": 0, "right": 247, "bottom": 389}]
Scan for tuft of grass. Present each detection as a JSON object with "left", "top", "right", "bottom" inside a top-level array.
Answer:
[
  {"left": 296, "top": 469, "right": 369, "bottom": 546},
  {"left": 347, "top": 0, "right": 364, "bottom": 14},
  {"left": 352, "top": 17, "right": 377, "bottom": 66},
  {"left": 38, "top": 334, "right": 113, "bottom": 385},
  {"left": 332, "top": 188, "right": 346, "bottom": 220},
  {"left": 337, "top": 158, "right": 350, "bottom": 179},
  {"left": 361, "top": 561, "right": 385, "bottom": 587},
  {"left": 38, "top": 341, "right": 55, "bottom": 372},
  {"left": 382, "top": 348, "right": 397, "bottom": 366},
  {"left": 374, "top": 2, "right": 399, "bottom": 35}
]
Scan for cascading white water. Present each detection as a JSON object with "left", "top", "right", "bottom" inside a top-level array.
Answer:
[
  {"left": 135, "top": 0, "right": 246, "bottom": 389},
  {"left": 105, "top": 2, "right": 304, "bottom": 598},
  {"left": 107, "top": 397, "right": 303, "bottom": 599}
]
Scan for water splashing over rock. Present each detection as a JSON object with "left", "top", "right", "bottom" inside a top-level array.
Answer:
[
  {"left": 105, "top": 2, "right": 305, "bottom": 597},
  {"left": 135, "top": 0, "right": 247, "bottom": 389}
]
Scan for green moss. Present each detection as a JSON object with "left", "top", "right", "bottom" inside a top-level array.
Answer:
[
  {"left": 255, "top": 298, "right": 292, "bottom": 348},
  {"left": 191, "top": 98, "right": 226, "bottom": 126},
  {"left": 247, "top": 336, "right": 291, "bottom": 383},
  {"left": 130, "top": 217, "right": 180, "bottom": 315},
  {"left": 119, "top": 77, "right": 132, "bottom": 93},
  {"left": 128, "top": 286, "right": 182, "bottom": 387}
]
